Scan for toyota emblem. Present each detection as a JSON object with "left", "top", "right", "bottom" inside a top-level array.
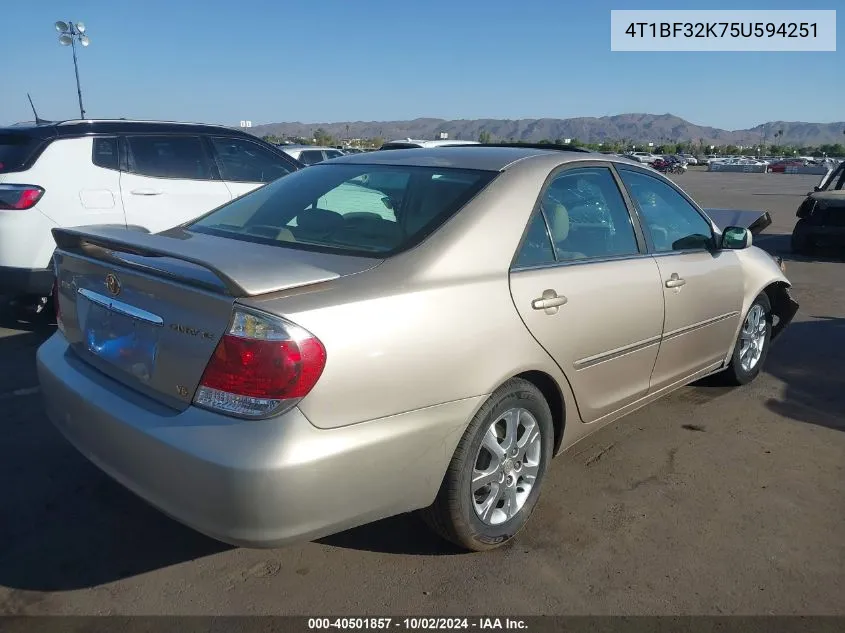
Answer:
[{"left": 105, "top": 273, "right": 121, "bottom": 296}]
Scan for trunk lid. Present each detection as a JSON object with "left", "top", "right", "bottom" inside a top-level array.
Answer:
[
  {"left": 52, "top": 226, "right": 381, "bottom": 410},
  {"left": 703, "top": 208, "right": 772, "bottom": 236}
]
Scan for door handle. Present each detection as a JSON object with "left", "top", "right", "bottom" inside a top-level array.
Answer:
[
  {"left": 532, "top": 289, "right": 568, "bottom": 314},
  {"left": 130, "top": 188, "right": 163, "bottom": 196},
  {"left": 665, "top": 273, "right": 686, "bottom": 288}
]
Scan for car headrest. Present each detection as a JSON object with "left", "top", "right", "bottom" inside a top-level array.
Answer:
[{"left": 547, "top": 202, "right": 569, "bottom": 242}]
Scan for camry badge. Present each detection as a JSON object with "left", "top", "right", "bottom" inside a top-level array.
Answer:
[{"left": 105, "top": 273, "right": 121, "bottom": 296}]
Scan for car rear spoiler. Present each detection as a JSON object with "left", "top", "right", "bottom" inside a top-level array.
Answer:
[
  {"left": 703, "top": 208, "right": 773, "bottom": 236},
  {"left": 51, "top": 226, "right": 371, "bottom": 297}
]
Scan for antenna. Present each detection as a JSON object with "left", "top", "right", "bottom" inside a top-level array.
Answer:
[{"left": 27, "top": 93, "right": 48, "bottom": 125}]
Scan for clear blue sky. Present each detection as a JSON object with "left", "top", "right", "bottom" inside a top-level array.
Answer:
[{"left": 1, "top": 0, "right": 842, "bottom": 129}]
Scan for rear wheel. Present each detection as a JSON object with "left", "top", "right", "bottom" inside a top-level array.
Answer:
[
  {"left": 721, "top": 293, "right": 772, "bottom": 386},
  {"left": 420, "top": 378, "right": 554, "bottom": 551}
]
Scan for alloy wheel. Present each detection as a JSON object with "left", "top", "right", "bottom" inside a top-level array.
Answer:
[{"left": 471, "top": 408, "right": 542, "bottom": 526}]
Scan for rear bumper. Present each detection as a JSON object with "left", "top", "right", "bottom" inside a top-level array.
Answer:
[
  {"left": 37, "top": 334, "right": 479, "bottom": 548},
  {"left": 0, "top": 266, "right": 54, "bottom": 296}
]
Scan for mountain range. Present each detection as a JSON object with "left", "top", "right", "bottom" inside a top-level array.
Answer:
[{"left": 250, "top": 114, "right": 845, "bottom": 146}]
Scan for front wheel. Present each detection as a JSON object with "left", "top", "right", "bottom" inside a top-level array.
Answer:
[
  {"left": 420, "top": 378, "right": 554, "bottom": 551},
  {"left": 721, "top": 293, "right": 772, "bottom": 386}
]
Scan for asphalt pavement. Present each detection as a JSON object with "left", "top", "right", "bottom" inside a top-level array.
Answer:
[{"left": 1, "top": 171, "right": 843, "bottom": 615}]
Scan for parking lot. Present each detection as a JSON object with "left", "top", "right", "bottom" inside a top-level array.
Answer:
[{"left": 1, "top": 170, "right": 843, "bottom": 616}]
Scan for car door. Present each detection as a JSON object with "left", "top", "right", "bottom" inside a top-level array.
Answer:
[
  {"left": 208, "top": 136, "right": 298, "bottom": 199},
  {"left": 616, "top": 166, "right": 744, "bottom": 391},
  {"left": 119, "top": 134, "right": 232, "bottom": 233},
  {"left": 509, "top": 164, "right": 665, "bottom": 423}
]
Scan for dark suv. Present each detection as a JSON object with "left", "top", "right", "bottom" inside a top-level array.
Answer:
[{"left": 792, "top": 161, "right": 845, "bottom": 254}]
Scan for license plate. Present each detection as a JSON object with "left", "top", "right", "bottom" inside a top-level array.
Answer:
[{"left": 83, "top": 300, "right": 159, "bottom": 383}]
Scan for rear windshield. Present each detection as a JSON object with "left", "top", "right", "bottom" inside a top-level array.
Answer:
[
  {"left": 189, "top": 163, "right": 496, "bottom": 256},
  {"left": 0, "top": 133, "right": 44, "bottom": 173}
]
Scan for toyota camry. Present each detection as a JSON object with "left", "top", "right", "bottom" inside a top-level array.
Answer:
[{"left": 38, "top": 146, "right": 798, "bottom": 551}]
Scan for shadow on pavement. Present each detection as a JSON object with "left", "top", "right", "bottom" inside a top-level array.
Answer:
[
  {"left": 0, "top": 305, "right": 230, "bottom": 593},
  {"left": 763, "top": 316, "right": 845, "bottom": 432},
  {"left": 318, "top": 513, "right": 465, "bottom": 556}
]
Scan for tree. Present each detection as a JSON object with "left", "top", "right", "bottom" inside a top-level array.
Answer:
[
  {"left": 314, "top": 127, "right": 334, "bottom": 146},
  {"left": 478, "top": 130, "right": 492, "bottom": 144}
]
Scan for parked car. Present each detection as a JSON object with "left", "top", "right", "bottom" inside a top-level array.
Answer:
[
  {"left": 39, "top": 147, "right": 798, "bottom": 552},
  {"left": 628, "top": 151, "right": 660, "bottom": 164},
  {"left": 791, "top": 160, "right": 845, "bottom": 254},
  {"left": 679, "top": 154, "right": 698, "bottom": 165},
  {"left": 0, "top": 119, "right": 301, "bottom": 312},
  {"left": 379, "top": 139, "right": 480, "bottom": 150},
  {"left": 768, "top": 159, "right": 807, "bottom": 173},
  {"left": 278, "top": 146, "right": 346, "bottom": 166}
]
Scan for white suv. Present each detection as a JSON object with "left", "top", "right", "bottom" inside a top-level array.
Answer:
[
  {"left": 278, "top": 146, "right": 346, "bottom": 165},
  {"left": 0, "top": 119, "right": 301, "bottom": 308}
]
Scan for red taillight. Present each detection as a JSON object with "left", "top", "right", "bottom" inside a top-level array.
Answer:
[
  {"left": 0, "top": 184, "right": 45, "bottom": 210},
  {"left": 194, "top": 308, "right": 326, "bottom": 418}
]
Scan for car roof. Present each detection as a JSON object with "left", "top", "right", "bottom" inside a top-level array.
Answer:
[
  {"left": 383, "top": 139, "right": 481, "bottom": 148},
  {"left": 0, "top": 119, "right": 262, "bottom": 140},
  {"left": 327, "top": 145, "right": 639, "bottom": 172}
]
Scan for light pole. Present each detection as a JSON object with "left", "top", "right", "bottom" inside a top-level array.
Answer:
[{"left": 56, "top": 20, "right": 90, "bottom": 119}]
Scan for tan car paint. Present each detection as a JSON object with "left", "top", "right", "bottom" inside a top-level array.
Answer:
[
  {"left": 648, "top": 249, "right": 743, "bottom": 391},
  {"left": 509, "top": 256, "right": 664, "bottom": 423},
  {"left": 246, "top": 155, "right": 794, "bottom": 457}
]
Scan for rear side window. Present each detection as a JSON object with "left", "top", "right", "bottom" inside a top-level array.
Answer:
[
  {"left": 298, "top": 150, "right": 325, "bottom": 165},
  {"left": 92, "top": 137, "right": 119, "bottom": 170},
  {"left": 324, "top": 150, "right": 344, "bottom": 160},
  {"left": 189, "top": 164, "right": 496, "bottom": 256},
  {"left": 0, "top": 133, "right": 44, "bottom": 173},
  {"left": 210, "top": 137, "right": 294, "bottom": 183},
  {"left": 514, "top": 211, "right": 556, "bottom": 268},
  {"left": 125, "top": 135, "right": 214, "bottom": 180}
]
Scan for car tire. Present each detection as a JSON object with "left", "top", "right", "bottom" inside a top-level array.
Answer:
[
  {"left": 420, "top": 378, "right": 554, "bottom": 552},
  {"left": 721, "top": 293, "right": 772, "bottom": 386},
  {"left": 791, "top": 220, "right": 813, "bottom": 255}
]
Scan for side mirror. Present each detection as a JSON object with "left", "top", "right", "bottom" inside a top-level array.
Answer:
[{"left": 721, "top": 226, "right": 752, "bottom": 250}]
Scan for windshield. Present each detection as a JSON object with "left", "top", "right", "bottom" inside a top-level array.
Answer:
[
  {"left": 189, "top": 163, "right": 496, "bottom": 256},
  {"left": 0, "top": 133, "right": 44, "bottom": 173}
]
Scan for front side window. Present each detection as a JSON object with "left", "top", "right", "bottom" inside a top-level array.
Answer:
[
  {"left": 189, "top": 164, "right": 495, "bottom": 256},
  {"left": 618, "top": 168, "right": 714, "bottom": 252},
  {"left": 126, "top": 135, "right": 214, "bottom": 180},
  {"left": 539, "top": 166, "right": 640, "bottom": 261},
  {"left": 211, "top": 137, "right": 294, "bottom": 183},
  {"left": 324, "top": 150, "right": 344, "bottom": 160}
]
